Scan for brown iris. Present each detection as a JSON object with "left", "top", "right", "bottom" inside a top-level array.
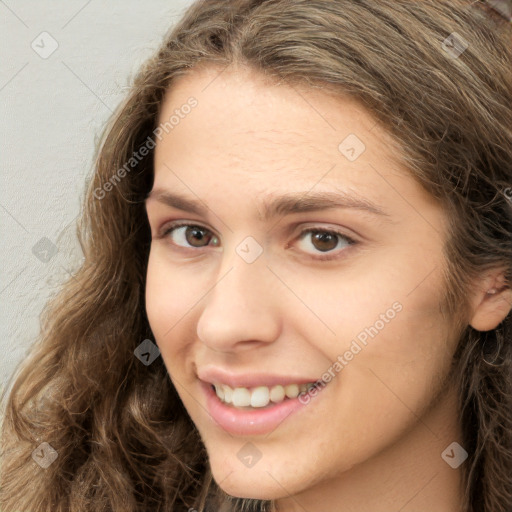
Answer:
[
  {"left": 185, "top": 226, "right": 216, "bottom": 247},
  {"left": 309, "top": 230, "right": 338, "bottom": 252}
]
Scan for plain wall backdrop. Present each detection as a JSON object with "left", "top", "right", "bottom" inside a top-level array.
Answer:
[{"left": 0, "top": 0, "right": 195, "bottom": 400}]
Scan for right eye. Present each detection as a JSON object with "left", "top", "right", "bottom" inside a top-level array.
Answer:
[{"left": 160, "top": 222, "right": 220, "bottom": 249}]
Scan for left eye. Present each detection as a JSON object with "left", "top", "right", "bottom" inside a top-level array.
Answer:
[
  {"left": 158, "top": 223, "right": 356, "bottom": 260},
  {"left": 296, "top": 228, "right": 356, "bottom": 260}
]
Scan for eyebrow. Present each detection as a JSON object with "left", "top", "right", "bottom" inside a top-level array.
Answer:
[{"left": 145, "top": 188, "right": 391, "bottom": 222}]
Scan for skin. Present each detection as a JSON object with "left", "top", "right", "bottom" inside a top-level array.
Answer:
[{"left": 144, "top": 64, "right": 512, "bottom": 512}]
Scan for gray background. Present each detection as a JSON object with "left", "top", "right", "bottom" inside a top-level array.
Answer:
[{"left": 0, "top": 0, "right": 194, "bottom": 399}]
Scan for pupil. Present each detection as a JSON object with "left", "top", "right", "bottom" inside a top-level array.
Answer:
[
  {"left": 186, "top": 227, "right": 211, "bottom": 247},
  {"left": 313, "top": 231, "right": 337, "bottom": 252}
]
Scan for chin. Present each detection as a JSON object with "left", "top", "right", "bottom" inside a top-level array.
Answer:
[
  {"left": 216, "top": 480, "right": 282, "bottom": 501},
  {"left": 210, "top": 463, "right": 292, "bottom": 501}
]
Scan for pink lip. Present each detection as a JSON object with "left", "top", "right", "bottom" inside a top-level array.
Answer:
[
  {"left": 200, "top": 380, "right": 324, "bottom": 436},
  {"left": 197, "top": 365, "right": 319, "bottom": 388}
]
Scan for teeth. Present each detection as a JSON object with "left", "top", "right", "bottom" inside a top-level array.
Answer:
[
  {"left": 232, "top": 387, "right": 251, "bottom": 407},
  {"left": 250, "top": 386, "right": 270, "bottom": 407},
  {"left": 284, "top": 384, "right": 299, "bottom": 398},
  {"left": 269, "top": 385, "right": 285, "bottom": 403},
  {"left": 213, "top": 382, "right": 317, "bottom": 408},
  {"left": 223, "top": 385, "right": 233, "bottom": 404},
  {"left": 214, "top": 384, "right": 225, "bottom": 401}
]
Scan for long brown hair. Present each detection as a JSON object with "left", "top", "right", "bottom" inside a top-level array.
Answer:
[{"left": 1, "top": 1, "right": 511, "bottom": 510}]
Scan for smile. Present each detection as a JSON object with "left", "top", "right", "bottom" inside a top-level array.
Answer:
[
  {"left": 212, "top": 382, "right": 318, "bottom": 408},
  {"left": 200, "top": 379, "right": 326, "bottom": 436}
]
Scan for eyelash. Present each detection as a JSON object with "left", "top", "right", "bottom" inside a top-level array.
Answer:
[{"left": 158, "top": 221, "right": 357, "bottom": 261}]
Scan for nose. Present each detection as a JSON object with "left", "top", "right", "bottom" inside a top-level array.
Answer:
[{"left": 196, "top": 243, "right": 282, "bottom": 353}]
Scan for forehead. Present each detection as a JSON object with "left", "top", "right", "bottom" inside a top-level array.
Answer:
[
  {"left": 155, "top": 63, "right": 403, "bottom": 168},
  {"left": 151, "top": 64, "right": 438, "bottom": 221}
]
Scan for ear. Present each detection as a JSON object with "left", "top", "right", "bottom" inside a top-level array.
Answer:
[{"left": 469, "top": 269, "right": 512, "bottom": 332}]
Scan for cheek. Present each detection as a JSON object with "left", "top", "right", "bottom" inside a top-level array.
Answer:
[
  {"left": 145, "top": 252, "right": 190, "bottom": 354},
  {"left": 145, "top": 249, "right": 192, "bottom": 327},
  {"left": 145, "top": 254, "right": 169, "bottom": 336},
  {"left": 332, "top": 290, "right": 456, "bottom": 449},
  {"left": 145, "top": 250, "right": 209, "bottom": 377},
  {"left": 307, "top": 247, "right": 455, "bottom": 428},
  {"left": 329, "top": 241, "right": 450, "bottom": 356}
]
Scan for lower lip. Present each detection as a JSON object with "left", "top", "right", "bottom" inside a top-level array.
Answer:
[{"left": 201, "top": 381, "right": 322, "bottom": 436}]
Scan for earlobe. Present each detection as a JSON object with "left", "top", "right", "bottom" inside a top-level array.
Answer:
[{"left": 469, "top": 273, "right": 512, "bottom": 331}]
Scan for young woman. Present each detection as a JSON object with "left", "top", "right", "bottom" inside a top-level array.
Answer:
[{"left": 1, "top": 1, "right": 511, "bottom": 510}]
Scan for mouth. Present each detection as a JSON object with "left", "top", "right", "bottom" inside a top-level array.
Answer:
[
  {"left": 198, "top": 371, "right": 327, "bottom": 436},
  {"left": 211, "top": 381, "right": 320, "bottom": 409}
]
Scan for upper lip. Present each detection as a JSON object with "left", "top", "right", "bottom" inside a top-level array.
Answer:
[{"left": 197, "top": 365, "right": 320, "bottom": 389}]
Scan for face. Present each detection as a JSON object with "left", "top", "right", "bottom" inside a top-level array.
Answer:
[{"left": 145, "top": 65, "right": 462, "bottom": 502}]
